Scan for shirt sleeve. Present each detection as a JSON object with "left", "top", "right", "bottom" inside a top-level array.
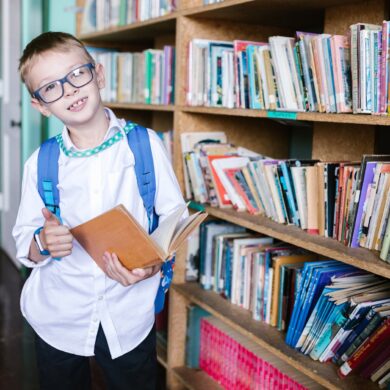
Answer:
[
  {"left": 12, "top": 150, "right": 52, "bottom": 268},
  {"left": 148, "top": 129, "right": 189, "bottom": 222}
]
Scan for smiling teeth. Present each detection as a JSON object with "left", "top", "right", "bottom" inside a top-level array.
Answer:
[{"left": 70, "top": 98, "right": 86, "bottom": 108}]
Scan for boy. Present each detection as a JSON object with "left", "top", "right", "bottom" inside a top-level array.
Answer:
[{"left": 13, "top": 31, "right": 186, "bottom": 390}]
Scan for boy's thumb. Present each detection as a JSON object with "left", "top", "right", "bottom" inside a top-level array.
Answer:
[{"left": 42, "top": 207, "right": 61, "bottom": 225}]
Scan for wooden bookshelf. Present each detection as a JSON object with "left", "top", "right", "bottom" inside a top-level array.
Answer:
[
  {"left": 189, "top": 202, "right": 390, "bottom": 279},
  {"left": 105, "top": 102, "right": 175, "bottom": 112},
  {"left": 76, "top": 0, "right": 390, "bottom": 388},
  {"left": 172, "top": 367, "right": 223, "bottom": 390},
  {"left": 180, "top": 106, "right": 390, "bottom": 126},
  {"left": 173, "top": 283, "right": 379, "bottom": 390},
  {"left": 79, "top": 12, "right": 177, "bottom": 42},
  {"left": 157, "top": 339, "right": 168, "bottom": 369}
]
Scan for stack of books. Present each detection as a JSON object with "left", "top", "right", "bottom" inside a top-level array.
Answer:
[
  {"left": 186, "top": 21, "right": 390, "bottom": 115},
  {"left": 200, "top": 316, "right": 322, "bottom": 389},
  {"left": 188, "top": 220, "right": 390, "bottom": 386},
  {"left": 81, "top": 0, "right": 176, "bottom": 33},
  {"left": 182, "top": 132, "right": 390, "bottom": 261},
  {"left": 88, "top": 46, "right": 175, "bottom": 105}
]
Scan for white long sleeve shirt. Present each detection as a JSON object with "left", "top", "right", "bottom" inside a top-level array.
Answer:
[{"left": 12, "top": 108, "right": 186, "bottom": 358}]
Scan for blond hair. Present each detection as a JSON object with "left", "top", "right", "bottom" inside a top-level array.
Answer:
[{"left": 19, "top": 31, "right": 94, "bottom": 92}]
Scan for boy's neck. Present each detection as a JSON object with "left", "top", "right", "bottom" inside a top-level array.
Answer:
[{"left": 67, "top": 107, "right": 110, "bottom": 150}]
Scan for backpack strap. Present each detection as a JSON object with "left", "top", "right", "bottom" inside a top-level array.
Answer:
[
  {"left": 126, "top": 125, "right": 158, "bottom": 233},
  {"left": 126, "top": 123, "right": 174, "bottom": 314},
  {"left": 37, "top": 137, "right": 62, "bottom": 221}
]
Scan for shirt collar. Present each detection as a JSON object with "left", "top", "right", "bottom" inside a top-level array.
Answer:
[{"left": 61, "top": 107, "right": 127, "bottom": 152}]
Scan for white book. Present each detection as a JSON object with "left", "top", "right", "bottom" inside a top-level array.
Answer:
[
  {"left": 291, "top": 166, "right": 308, "bottom": 230},
  {"left": 231, "top": 237, "right": 273, "bottom": 305}
]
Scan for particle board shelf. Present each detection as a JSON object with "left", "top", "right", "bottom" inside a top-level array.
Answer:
[
  {"left": 79, "top": 13, "right": 177, "bottom": 43},
  {"left": 172, "top": 366, "right": 223, "bottom": 390},
  {"left": 157, "top": 339, "right": 168, "bottom": 369},
  {"left": 105, "top": 102, "right": 175, "bottom": 112},
  {"left": 173, "top": 283, "right": 379, "bottom": 390},
  {"left": 180, "top": 106, "right": 390, "bottom": 126},
  {"left": 189, "top": 202, "right": 390, "bottom": 279}
]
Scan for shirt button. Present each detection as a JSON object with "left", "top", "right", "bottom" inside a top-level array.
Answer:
[
  {"left": 93, "top": 317, "right": 98, "bottom": 323},
  {"left": 98, "top": 295, "right": 103, "bottom": 300}
]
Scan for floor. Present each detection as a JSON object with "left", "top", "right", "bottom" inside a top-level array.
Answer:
[{"left": 0, "top": 249, "right": 166, "bottom": 390}]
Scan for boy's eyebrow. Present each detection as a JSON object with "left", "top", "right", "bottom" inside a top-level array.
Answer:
[{"left": 37, "top": 63, "right": 86, "bottom": 87}]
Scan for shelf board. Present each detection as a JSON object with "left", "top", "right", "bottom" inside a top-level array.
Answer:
[
  {"left": 79, "top": 13, "right": 177, "bottom": 43},
  {"left": 105, "top": 102, "right": 175, "bottom": 112},
  {"left": 157, "top": 339, "right": 168, "bottom": 369},
  {"left": 173, "top": 283, "right": 379, "bottom": 390},
  {"left": 181, "top": 0, "right": 371, "bottom": 31},
  {"left": 190, "top": 203, "right": 390, "bottom": 279},
  {"left": 172, "top": 367, "right": 223, "bottom": 390},
  {"left": 179, "top": 106, "right": 390, "bottom": 126}
]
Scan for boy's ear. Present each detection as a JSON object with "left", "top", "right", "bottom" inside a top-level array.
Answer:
[
  {"left": 95, "top": 63, "right": 105, "bottom": 89},
  {"left": 31, "top": 97, "right": 51, "bottom": 117}
]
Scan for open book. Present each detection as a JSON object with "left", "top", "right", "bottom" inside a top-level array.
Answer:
[{"left": 70, "top": 204, "right": 208, "bottom": 270}]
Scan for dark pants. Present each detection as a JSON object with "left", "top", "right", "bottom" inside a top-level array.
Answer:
[{"left": 35, "top": 325, "right": 157, "bottom": 390}]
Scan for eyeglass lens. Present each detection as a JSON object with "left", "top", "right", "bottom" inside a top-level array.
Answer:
[{"left": 39, "top": 64, "right": 93, "bottom": 103}]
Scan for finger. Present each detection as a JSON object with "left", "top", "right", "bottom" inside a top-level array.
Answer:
[
  {"left": 45, "top": 234, "right": 73, "bottom": 246},
  {"left": 46, "top": 243, "right": 73, "bottom": 253},
  {"left": 103, "top": 254, "right": 129, "bottom": 285},
  {"left": 42, "top": 208, "right": 61, "bottom": 226},
  {"left": 50, "top": 250, "right": 72, "bottom": 258},
  {"left": 131, "top": 268, "right": 147, "bottom": 277},
  {"left": 45, "top": 226, "right": 73, "bottom": 238}
]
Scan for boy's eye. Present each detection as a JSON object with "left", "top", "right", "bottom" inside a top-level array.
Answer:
[{"left": 44, "top": 83, "right": 57, "bottom": 93}]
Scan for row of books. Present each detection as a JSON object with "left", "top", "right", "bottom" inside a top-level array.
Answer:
[
  {"left": 181, "top": 131, "right": 390, "bottom": 261},
  {"left": 157, "top": 130, "right": 173, "bottom": 162},
  {"left": 186, "top": 221, "right": 390, "bottom": 385},
  {"left": 186, "top": 21, "right": 390, "bottom": 114},
  {"left": 81, "top": 0, "right": 176, "bottom": 34},
  {"left": 286, "top": 260, "right": 390, "bottom": 384},
  {"left": 199, "top": 316, "right": 320, "bottom": 389},
  {"left": 88, "top": 46, "right": 175, "bottom": 105}
]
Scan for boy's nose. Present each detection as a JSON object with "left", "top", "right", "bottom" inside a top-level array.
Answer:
[{"left": 63, "top": 81, "right": 79, "bottom": 97}]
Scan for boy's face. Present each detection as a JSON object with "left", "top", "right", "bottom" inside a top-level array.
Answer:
[{"left": 28, "top": 47, "right": 105, "bottom": 128}]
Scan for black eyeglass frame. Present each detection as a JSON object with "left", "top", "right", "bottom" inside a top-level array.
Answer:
[{"left": 32, "top": 63, "right": 95, "bottom": 104}]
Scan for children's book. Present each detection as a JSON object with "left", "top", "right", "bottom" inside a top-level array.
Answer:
[{"left": 71, "top": 203, "right": 207, "bottom": 270}]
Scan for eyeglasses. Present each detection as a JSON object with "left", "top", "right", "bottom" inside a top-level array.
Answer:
[{"left": 32, "top": 63, "right": 95, "bottom": 104}]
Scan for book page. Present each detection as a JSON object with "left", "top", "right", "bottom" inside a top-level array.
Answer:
[
  {"left": 168, "top": 211, "right": 208, "bottom": 254},
  {"left": 150, "top": 204, "right": 187, "bottom": 255}
]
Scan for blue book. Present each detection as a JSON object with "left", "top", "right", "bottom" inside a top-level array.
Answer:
[
  {"left": 200, "top": 221, "right": 244, "bottom": 290},
  {"left": 185, "top": 305, "right": 211, "bottom": 368},
  {"left": 298, "top": 287, "right": 335, "bottom": 352},
  {"left": 333, "top": 305, "right": 382, "bottom": 364},
  {"left": 286, "top": 260, "right": 337, "bottom": 346},
  {"left": 310, "top": 301, "right": 349, "bottom": 360},
  {"left": 292, "top": 263, "right": 354, "bottom": 346}
]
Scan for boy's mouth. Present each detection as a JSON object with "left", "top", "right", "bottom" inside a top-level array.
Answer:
[{"left": 68, "top": 97, "right": 88, "bottom": 111}]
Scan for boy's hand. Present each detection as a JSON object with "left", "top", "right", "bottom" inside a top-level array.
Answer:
[
  {"left": 102, "top": 251, "right": 161, "bottom": 286},
  {"left": 40, "top": 208, "right": 73, "bottom": 259}
]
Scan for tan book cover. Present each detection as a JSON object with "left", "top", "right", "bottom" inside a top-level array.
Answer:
[
  {"left": 270, "top": 254, "right": 317, "bottom": 327},
  {"left": 70, "top": 204, "right": 207, "bottom": 271}
]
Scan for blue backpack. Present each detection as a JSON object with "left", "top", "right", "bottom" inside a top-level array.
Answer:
[{"left": 37, "top": 122, "right": 173, "bottom": 313}]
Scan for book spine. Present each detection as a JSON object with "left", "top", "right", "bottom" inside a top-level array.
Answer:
[
  {"left": 380, "top": 218, "right": 390, "bottom": 262},
  {"left": 339, "top": 318, "right": 390, "bottom": 376}
]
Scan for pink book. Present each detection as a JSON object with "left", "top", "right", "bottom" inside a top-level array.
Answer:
[
  {"left": 331, "top": 35, "right": 352, "bottom": 113},
  {"left": 255, "top": 356, "right": 264, "bottom": 390}
]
